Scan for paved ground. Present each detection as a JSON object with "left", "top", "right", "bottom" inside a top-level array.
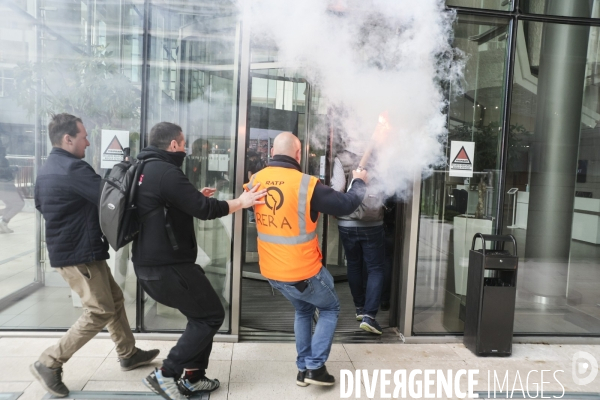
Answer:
[{"left": 0, "top": 338, "right": 600, "bottom": 399}]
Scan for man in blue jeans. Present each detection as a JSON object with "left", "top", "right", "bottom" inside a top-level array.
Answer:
[
  {"left": 332, "top": 149, "right": 386, "bottom": 334},
  {"left": 267, "top": 268, "right": 341, "bottom": 385},
  {"left": 246, "top": 132, "right": 367, "bottom": 386}
]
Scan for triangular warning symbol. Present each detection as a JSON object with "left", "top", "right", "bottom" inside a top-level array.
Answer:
[
  {"left": 104, "top": 136, "right": 123, "bottom": 154},
  {"left": 452, "top": 146, "right": 471, "bottom": 165}
]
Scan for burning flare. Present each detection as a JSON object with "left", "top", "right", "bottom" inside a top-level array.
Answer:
[{"left": 358, "top": 111, "right": 392, "bottom": 171}]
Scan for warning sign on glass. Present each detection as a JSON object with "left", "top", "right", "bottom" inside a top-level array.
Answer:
[
  {"left": 449, "top": 141, "right": 475, "bottom": 178},
  {"left": 101, "top": 130, "right": 130, "bottom": 169}
]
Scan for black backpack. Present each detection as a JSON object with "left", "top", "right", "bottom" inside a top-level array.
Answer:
[{"left": 99, "top": 157, "right": 178, "bottom": 251}]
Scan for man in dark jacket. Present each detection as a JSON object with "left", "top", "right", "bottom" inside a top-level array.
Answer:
[
  {"left": 31, "top": 113, "right": 159, "bottom": 398},
  {"left": 331, "top": 147, "right": 386, "bottom": 335},
  {"left": 134, "top": 122, "right": 266, "bottom": 400}
]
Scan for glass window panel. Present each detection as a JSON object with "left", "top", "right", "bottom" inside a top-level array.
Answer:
[
  {"left": 446, "top": 0, "right": 512, "bottom": 11},
  {"left": 0, "top": 0, "right": 142, "bottom": 329},
  {"left": 522, "top": 0, "right": 600, "bottom": 19},
  {"left": 242, "top": 38, "right": 335, "bottom": 331},
  {"left": 413, "top": 14, "right": 510, "bottom": 334},
  {"left": 505, "top": 20, "right": 600, "bottom": 334},
  {"left": 143, "top": 3, "right": 239, "bottom": 333}
]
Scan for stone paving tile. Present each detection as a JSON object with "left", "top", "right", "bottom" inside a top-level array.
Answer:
[
  {"left": 343, "top": 343, "right": 465, "bottom": 363},
  {"left": 228, "top": 382, "right": 342, "bottom": 400},
  {"left": 90, "top": 357, "right": 160, "bottom": 382},
  {"left": 0, "top": 338, "right": 597, "bottom": 399},
  {"left": 232, "top": 342, "right": 297, "bottom": 361},
  {"left": 82, "top": 380, "right": 149, "bottom": 392},
  {"left": 0, "top": 380, "right": 32, "bottom": 392}
]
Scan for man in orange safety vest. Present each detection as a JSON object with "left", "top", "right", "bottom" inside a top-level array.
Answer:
[{"left": 245, "top": 132, "right": 367, "bottom": 387}]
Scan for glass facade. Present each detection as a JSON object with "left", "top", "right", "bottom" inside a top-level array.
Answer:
[
  {"left": 141, "top": 2, "right": 239, "bottom": 333},
  {"left": 504, "top": 20, "right": 600, "bottom": 334},
  {"left": 414, "top": 14, "right": 510, "bottom": 334},
  {"left": 414, "top": 4, "right": 600, "bottom": 335},
  {"left": 0, "top": 0, "right": 143, "bottom": 329},
  {"left": 1, "top": 0, "right": 600, "bottom": 338},
  {"left": 521, "top": 0, "right": 600, "bottom": 18},
  {"left": 0, "top": 0, "right": 238, "bottom": 332},
  {"left": 446, "top": 0, "right": 513, "bottom": 11}
]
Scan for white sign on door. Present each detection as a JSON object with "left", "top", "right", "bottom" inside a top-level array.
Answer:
[
  {"left": 101, "top": 130, "right": 129, "bottom": 169},
  {"left": 319, "top": 156, "right": 326, "bottom": 180},
  {"left": 449, "top": 141, "right": 475, "bottom": 178}
]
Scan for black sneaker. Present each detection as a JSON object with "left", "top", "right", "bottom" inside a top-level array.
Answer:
[
  {"left": 29, "top": 361, "right": 69, "bottom": 398},
  {"left": 120, "top": 348, "right": 160, "bottom": 371},
  {"left": 305, "top": 365, "right": 335, "bottom": 386},
  {"left": 360, "top": 316, "right": 383, "bottom": 335},
  {"left": 355, "top": 307, "right": 364, "bottom": 321},
  {"left": 296, "top": 370, "right": 309, "bottom": 387}
]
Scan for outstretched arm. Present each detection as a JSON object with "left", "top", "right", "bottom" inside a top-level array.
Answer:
[{"left": 226, "top": 183, "right": 266, "bottom": 214}]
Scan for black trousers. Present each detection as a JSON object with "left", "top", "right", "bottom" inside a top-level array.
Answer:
[{"left": 138, "top": 264, "right": 225, "bottom": 375}]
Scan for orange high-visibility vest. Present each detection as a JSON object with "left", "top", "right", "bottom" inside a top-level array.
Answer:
[{"left": 244, "top": 166, "right": 321, "bottom": 282}]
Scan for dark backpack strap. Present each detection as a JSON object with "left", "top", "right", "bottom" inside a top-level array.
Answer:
[
  {"left": 128, "top": 158, "right": 162, "bottom": 205},
  {"left": 137, "top": 206, "right": 179, "bottom": 251},
  {"left": 163, "top": 206, "right": 179, "bottom": 251}
]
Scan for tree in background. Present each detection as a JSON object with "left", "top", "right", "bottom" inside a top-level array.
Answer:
[{"left": 11, "top": 44, "right": 141, "bottom": 171}]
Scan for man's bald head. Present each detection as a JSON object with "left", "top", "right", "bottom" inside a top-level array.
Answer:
[{"left": 271, "top": 132, "right": 301, "bottom": 162}]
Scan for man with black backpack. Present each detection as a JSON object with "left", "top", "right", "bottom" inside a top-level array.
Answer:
[
  {"left": 30, "top": 114, "right": 160, "bottom": 398},
  {"left": 132, "top": 122, "right": 266, "bottom": 400}
]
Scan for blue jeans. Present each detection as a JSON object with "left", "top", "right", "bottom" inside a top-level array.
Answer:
[
  {"left": 338, "top": 225, "right": 385, "bottom": 318},
  {"left": 269, "top": 267, "right": 340, "bottom": 371}
]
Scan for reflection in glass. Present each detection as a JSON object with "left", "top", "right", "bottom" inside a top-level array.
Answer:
[
  {"left": 522, "top": 0, "right": 599, "bottom": 19},
  {"left": 446, "top": 0, "right": 512, "bottom": 11},
  {"left": 240, "top": 66, "right": 312, "bottom": 332},
  {"left": 414, "top": 15, "right": 509, "bottom": 334},
  {"left": 505, "top": 20, "right": 600, "bottom": 334},
  {"left": 0, "top": 0, "right": 141, "bottom": 329},
  {"left": 142, "top": 3, "right": 239, "bottom": 333}
]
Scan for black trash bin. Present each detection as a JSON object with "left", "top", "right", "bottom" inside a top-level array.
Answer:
[{"left": 464, "top": 234, "right": 518, "bottom": 356}]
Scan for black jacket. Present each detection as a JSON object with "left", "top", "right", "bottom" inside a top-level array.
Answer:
[
  {"left": 34, "top": 148, "right": 109, "bottom": 267},
  {"left": 131, "top": 146, "right": 230, "bottom": 269}
]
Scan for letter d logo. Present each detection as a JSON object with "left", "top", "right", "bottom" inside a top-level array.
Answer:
[{"left": 572, "top": 351, "right": 598, "bottom": 386}]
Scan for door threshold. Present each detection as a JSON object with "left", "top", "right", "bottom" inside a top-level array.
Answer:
[{"left": 240, "top": 327, "right": 404, "bottom": 343}]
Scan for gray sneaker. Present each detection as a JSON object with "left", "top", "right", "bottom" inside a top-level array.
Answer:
[
  {"left": 120, "top": 348, "right": 160, "bottom": 371},
  {"left": 143, "top": 368, "right": 187, "bottom": 400},
  {"left": 0, "top": 220, "right": 13, "bottom": 234},
  {"left": 29, "top": 361, "right": 69, "bottom": 398}
]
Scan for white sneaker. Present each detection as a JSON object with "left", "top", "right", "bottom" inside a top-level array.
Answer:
[{"left": 0, "top": 220, "right": 13, "bottom": 234}]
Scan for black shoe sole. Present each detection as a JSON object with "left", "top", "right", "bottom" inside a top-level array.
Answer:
[
  {"left": 304, "top": 378, "right": 335, "bottom": 386},
  {"left": 121, "top": 350, "right": 160, "bottom": 371},
  {"left": 178, "top": 379, "right": 221, "bottom": 396},
  {"left": 29, "top": 364, "right": 69, "bottom": 398}
]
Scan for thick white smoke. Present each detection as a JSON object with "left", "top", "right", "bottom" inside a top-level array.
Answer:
[{"left": 241, "top": 0, "right": 463, "bottom": 198}]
